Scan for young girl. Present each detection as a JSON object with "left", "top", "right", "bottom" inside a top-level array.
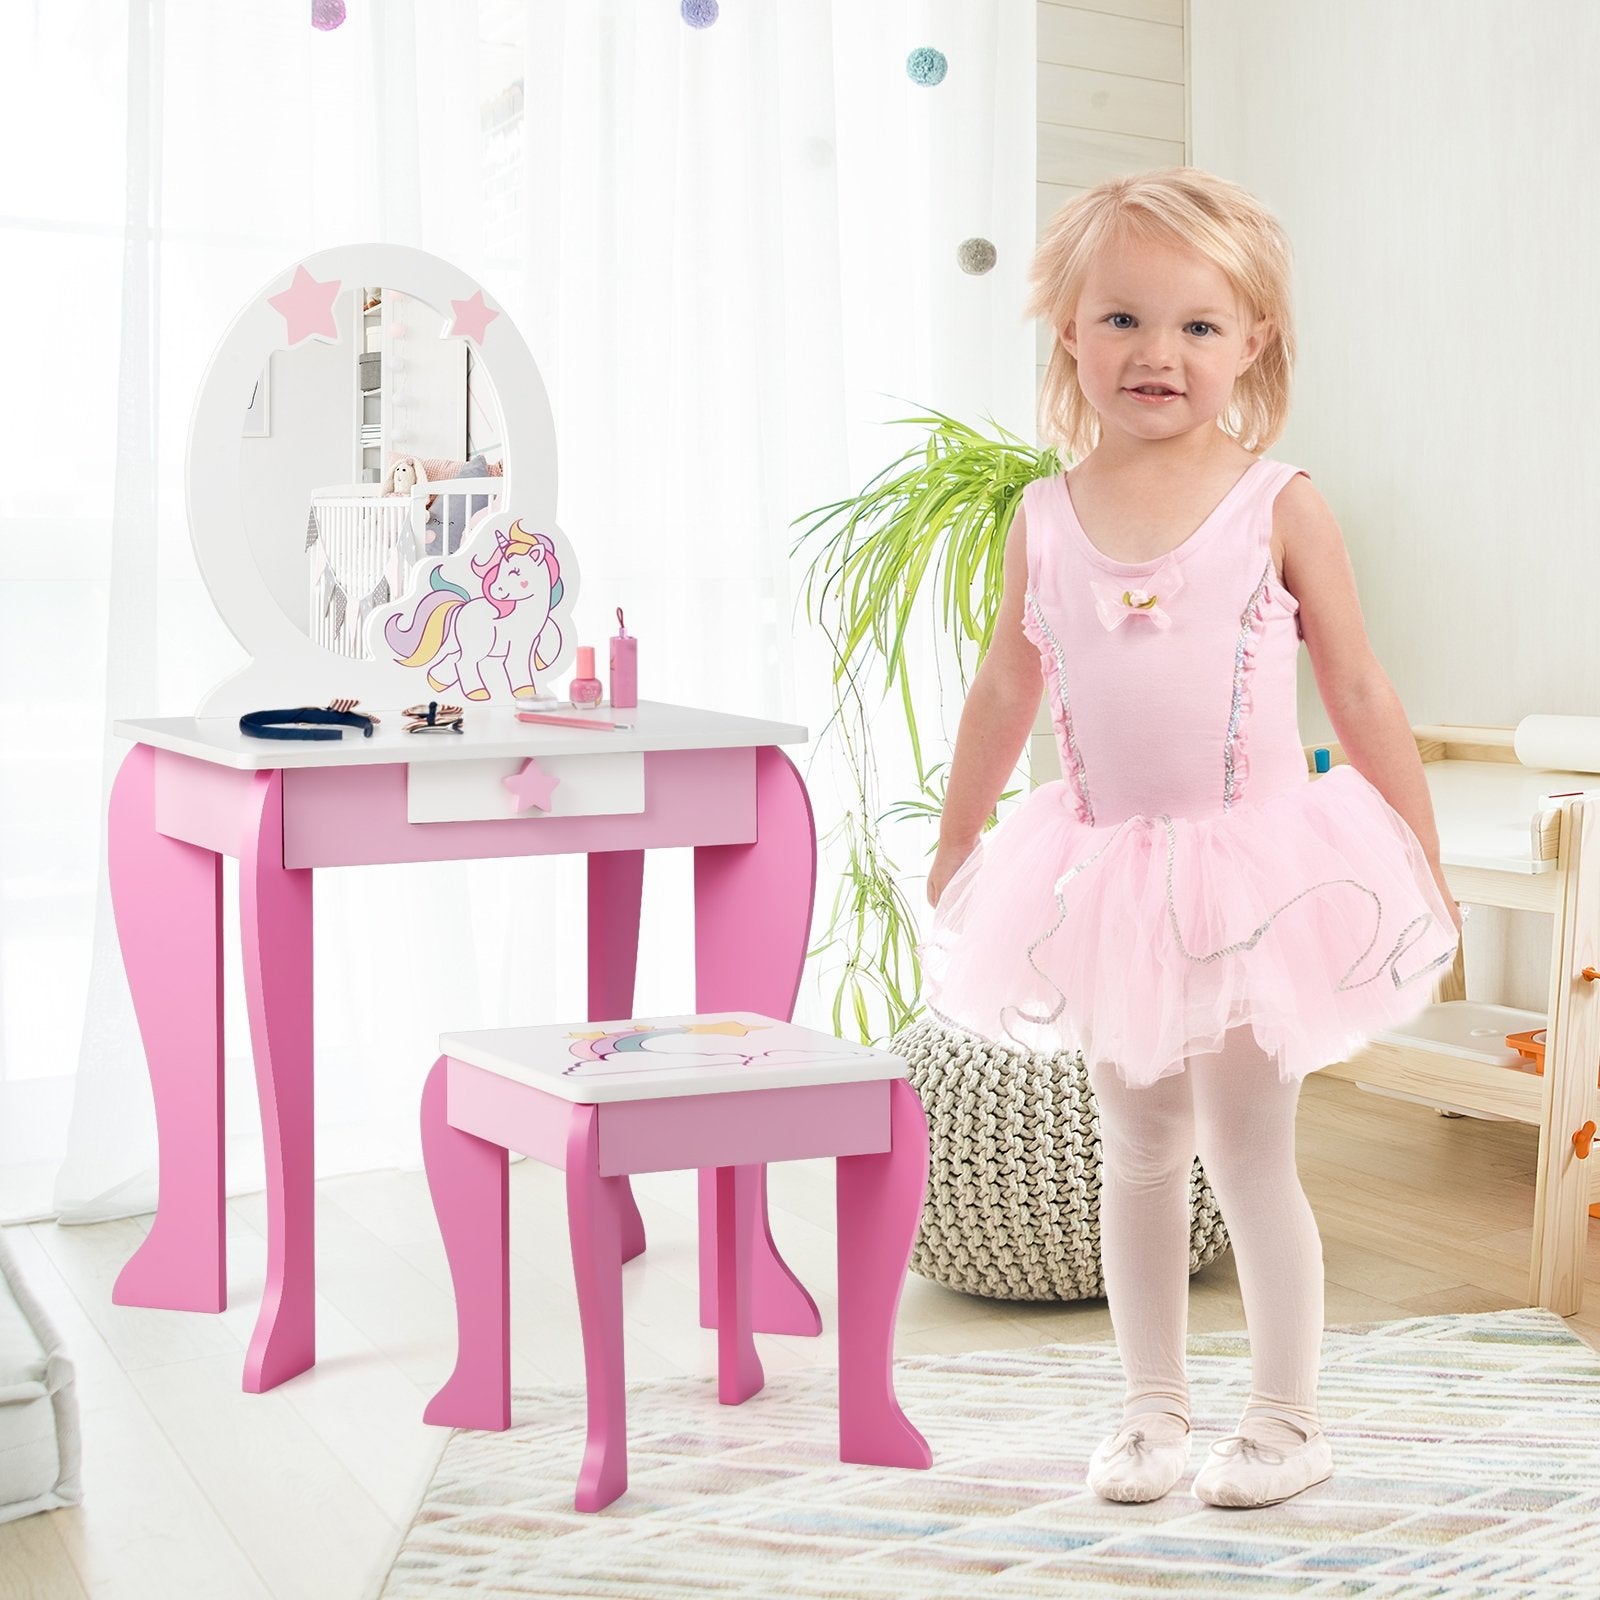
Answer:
[{"left": 918, "top": 167, "right": 1462, "bottom": 1510}]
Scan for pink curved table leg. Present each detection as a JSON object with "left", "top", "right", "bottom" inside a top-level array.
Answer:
[
  {"left": 837, "top": 1078, "right": 932, "bottom": 1468},
  {"left": 421, "top": 1057, "right": 510, "bottom": 1431},
  {"left": 694, "top": 746, "right": 821, "bottom": 1337},
  {"left": 239, "top": 770, "right": 316, "bottom": 1393},
  {"left": 567, "top": 1105, "right": 629, "bottom": 1512},
  {"left": 587, "top": 849, "right": 646, "bottom": 1263},
  {"left": 109, "top": 744, "right": 227, "bottom": 1314}
]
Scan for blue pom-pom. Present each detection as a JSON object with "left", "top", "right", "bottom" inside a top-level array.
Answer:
[
  {"left": 681, "top": 0, "right": 720, "bottom": 27},
  {"left": 906, "top": 46, "right": 948, "bottom": 86}
]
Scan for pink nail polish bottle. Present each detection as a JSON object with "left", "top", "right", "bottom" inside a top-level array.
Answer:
[
  {"left": 609, "top": 608, "right": 638, "bottom": 709},
  {"left": 569, "top": 645, "right": 603, "bottom": 707}
]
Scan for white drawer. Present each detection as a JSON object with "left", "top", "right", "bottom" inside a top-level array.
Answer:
[{"left": 406, "top": 753, "right": 645, "bottom": 823}]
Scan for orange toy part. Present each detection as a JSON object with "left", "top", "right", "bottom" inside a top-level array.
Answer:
[
  {"left": 1575, "top": 1121, "right": 1600, "bottom": 1220},
  {"left": 1504, "top": 1027, "right": 1600, "bottom": 1089},
  {"left": 1505, "top": 1027, "right": 1546, "bottom": 1067},
  {"left": 1508, "top": 1039, "right": 1600, "bottom": 1215}
]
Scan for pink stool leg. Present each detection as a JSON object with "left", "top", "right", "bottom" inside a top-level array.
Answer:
[
  {"left": 109, "top": 745, "right": 227, "bottom": 1314},
  {"left": 694, "top": 746, "right": 820, "bottom": 1336},
  {"left": 715, "top": 1165, "right": 764, "bottom": 1404},
  {"left": 835, "top": 1079, "right": 932, "bottom": 1468},
  {"left": 421, "top": 1057, "right": 510, "bottom": 1432},
  {"left": 587, "top": 849, "right": 646, "bottom": 1264},
  {"left": 567, "top": 1105, "right": 629, "bottom": 1512},
  {"left": 696, "top": 1166, "right": 820, "bottom": 1335},
  {"left": 239, "top": 770, "right": 316, "bottom": 1393}
]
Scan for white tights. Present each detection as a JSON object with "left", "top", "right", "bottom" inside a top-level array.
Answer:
[{"left": 1088, "top": 1024, "right": 1325, "bottom": 1440}]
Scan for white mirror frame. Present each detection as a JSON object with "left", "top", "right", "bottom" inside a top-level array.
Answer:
[{"left": 189, "top": 243, "right": 561, "bottom": 715}]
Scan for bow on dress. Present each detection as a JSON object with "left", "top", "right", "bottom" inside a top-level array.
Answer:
[{"left": 1090, "top": 556, "right": 1185, "bottom": 631}]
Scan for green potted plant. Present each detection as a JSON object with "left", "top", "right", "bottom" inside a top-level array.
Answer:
[{"left": 791, "top": 406, "right": 1062, "bottom": 1046}]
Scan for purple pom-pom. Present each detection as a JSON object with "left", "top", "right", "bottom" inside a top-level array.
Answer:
[
  {"left": 312, "top": 0, "right": 346, "bottom": 31},
  {"left": 681, "top": 0, "right": 719, "bottom": 27}
]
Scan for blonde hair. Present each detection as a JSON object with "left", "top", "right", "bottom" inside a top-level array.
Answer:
[{"left": 1027, "top": 166, "right": 1295, "bottom": 460}]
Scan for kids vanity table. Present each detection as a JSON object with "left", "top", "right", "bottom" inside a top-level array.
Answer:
[{"left": 107, "top": 246, "right": 821, "bottom": 1393}]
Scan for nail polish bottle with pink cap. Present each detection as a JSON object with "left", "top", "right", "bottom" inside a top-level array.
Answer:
[{"left": 569, "top": 646, "right": 603, "bottom": 707}]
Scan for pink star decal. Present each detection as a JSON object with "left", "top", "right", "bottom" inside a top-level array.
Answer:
[
  {"left": 449, "top": 289, "right": 500, "bottom": 346},
  {"left": 267, "top": 266, "right": 341, "bottom": 345},
  {"left": 503, "top": 757, "right": 560, "bottom": 813}
]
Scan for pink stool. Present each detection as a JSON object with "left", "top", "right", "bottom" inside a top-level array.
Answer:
[{"left": 420, "top": 1011, "right": 932, "bottom": 1512}]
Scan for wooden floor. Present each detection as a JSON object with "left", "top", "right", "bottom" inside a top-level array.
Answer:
[{"left": 4, "top": 1071, "right": 1599, "bottom": 1600}]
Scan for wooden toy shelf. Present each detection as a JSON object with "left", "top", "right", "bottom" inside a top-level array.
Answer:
[{"left": 1310, "top": 723, "right": 1600, "bottom": 1317}]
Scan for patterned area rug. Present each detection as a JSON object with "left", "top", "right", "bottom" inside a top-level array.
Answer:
[{"left": 381, "top": 1308, "right": 1600, "bottom": 1598}]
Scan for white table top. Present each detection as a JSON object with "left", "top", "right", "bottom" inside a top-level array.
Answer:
[
  {"left": 440, "top": 1011, "right": 908, "bottom": 1102},
  {"left": 114, "top": 699, "right": 808, "bottom": 771},
  {"left": 1424, "top": 758, "right": 1598, "bottom": 874}
]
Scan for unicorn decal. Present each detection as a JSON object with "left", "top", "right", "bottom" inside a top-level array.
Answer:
[
  {"left": 383, "top": 518, "right": 567, "bottom": 701},
  {"left": 561, "top": 1018, "right": 874, "bottom": 1079}
]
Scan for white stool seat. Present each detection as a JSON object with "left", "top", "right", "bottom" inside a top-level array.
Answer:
[{"left": 439, "top": 1010, "right": 908, "bottom": 1103}]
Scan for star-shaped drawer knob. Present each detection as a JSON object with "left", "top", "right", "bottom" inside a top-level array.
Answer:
[{"left": 503, "top": 757, "right": 561, "bottom": 814}]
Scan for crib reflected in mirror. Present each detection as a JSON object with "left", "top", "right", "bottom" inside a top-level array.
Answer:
[{"left": 239, "top": 284, "right": 510, "bottom": 659}]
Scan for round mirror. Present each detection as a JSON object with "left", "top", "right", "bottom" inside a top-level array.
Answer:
[{"left": 188, "top": 245, "right": 562, "bottom": 714}]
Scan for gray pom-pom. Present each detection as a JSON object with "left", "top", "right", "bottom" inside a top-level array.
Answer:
[{"left": 957, "top": 237, "right": 997, "bottom": 275}]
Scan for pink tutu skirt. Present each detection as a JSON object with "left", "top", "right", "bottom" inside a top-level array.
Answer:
[{"left": 918, "top": 765, "right": 1462, "bottom": 1088}]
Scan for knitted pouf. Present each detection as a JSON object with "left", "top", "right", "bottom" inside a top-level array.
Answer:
[{"left": 892, "top": 1016, "right": 1233, "bottom": 1300}]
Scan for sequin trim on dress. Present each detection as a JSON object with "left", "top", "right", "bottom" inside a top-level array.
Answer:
[
  {"left": 1024, "top": 589, "right": 1095, "bottom": 827},
  {"left": 1222, "top": 560, "right": 1274, "bottom": 812},
  {"left": 1154, "top": 810, "right": 1458, "bottom": 993}
]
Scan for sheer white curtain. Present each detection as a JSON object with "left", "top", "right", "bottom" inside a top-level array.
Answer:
[{"left": 0, "top": 0, "right": 1034, "bottom": 1226}]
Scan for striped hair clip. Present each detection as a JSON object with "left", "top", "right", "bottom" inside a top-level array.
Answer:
[{"left": 403, "top": 701, "right": 465, "bottom": 734}]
